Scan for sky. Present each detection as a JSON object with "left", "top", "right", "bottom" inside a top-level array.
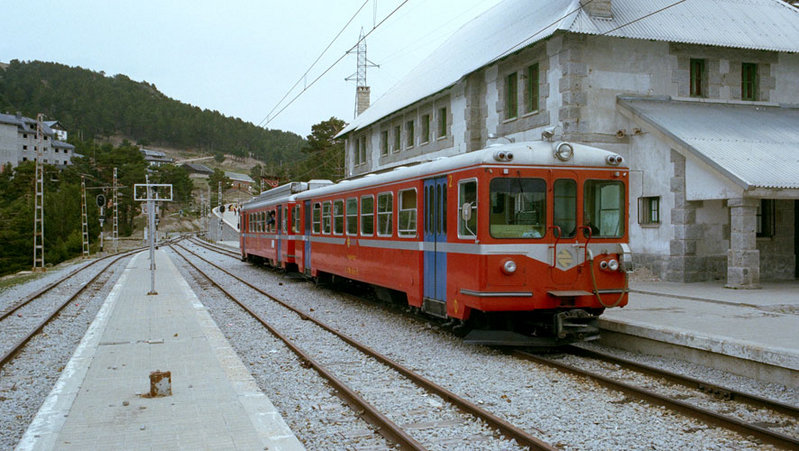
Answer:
[{"left": 0, "top": 0, "right": 503, "bottom": 138}]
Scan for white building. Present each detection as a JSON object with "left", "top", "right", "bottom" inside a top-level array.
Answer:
[
  {"left": 338, "top": 0, "right": 799, "bottom": 287},
  {"left": 0, "top": 113, "right": 75, "bottom": 170}
]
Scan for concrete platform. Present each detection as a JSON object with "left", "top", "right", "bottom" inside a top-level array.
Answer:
[
  {"left": 599, "top": 280, "right": 799, "bottom": 387},
  {"left": 17, "top": 250, "right": 304, "bottom": 450}
]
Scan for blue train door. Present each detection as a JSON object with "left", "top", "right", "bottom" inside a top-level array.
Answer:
[
  {"left": 304, "top": 200, "right": 312, "bottom": 274},
  {"left": 423, "top": 176, "right": 447, "bottom": 317}
]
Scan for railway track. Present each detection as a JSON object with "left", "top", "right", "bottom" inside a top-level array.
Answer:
[
  {"left": 514, "top": 348, "right": 799, "bottom": 449},
  {"left": 188, "top": 236, "right": 240, "bottom": 259},
  {"left": 179, "top": 238, "right": 799, "bottom": 448},
  {"left": 170, "top": 242, "right": 555, "bottom": 450},
  {"left": 0, "top": 249, "right": 141, "bottom": 370}
]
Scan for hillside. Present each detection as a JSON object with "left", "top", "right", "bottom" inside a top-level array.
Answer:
[{"left": 0, "top": 60, "right": 305, "bottom": 164}]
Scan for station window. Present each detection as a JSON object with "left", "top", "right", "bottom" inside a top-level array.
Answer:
[
  {"left": 393, "top": 125, "right": 401, "bottom": 152},
  {"left": 690, "top": 58, "right": 705, "bottom": 97},
  {"left": 489, "top": 177, "right": 546, "bottom": 239},
  {"left": 742, "top": 62, "right": 758, "bottom": 101},
  {"left": 377, "top": 192, "right": 393, "bottom": 236},
  {"left": 380, "top": 130, "right": 389, "bottom": 156},
  {"left": 458, "top": 179, "right": 477, "bottom": 238},
  {"left": 346, "top": 197, "right": 358, "bottom": 235},
  {"left": 421, "top": 114, "right": 430, "bottom": 144},
  {"left": 638, "top": 196, "right": 661, "bottom": 225},
  {"left": 405, "top": 120, "right": 414, "bottom": 148},
  {"left": 554, "top": 179, "right": 577, "bottom": 238},
  {"left": 358, "top": 136, "right": 366, "bottom": 166},
  {"left": 437, "top": 107, "right": 447, "bottom": 138},
  {"left": 398, "top": 188, "right": 417, "bottom": 237},
  {"left": 322, "top": 201, "right": 332, "bottom": 234},
  {"left": 584, "top": 180, "right": 625, "bottom": 238},
  {"left": 757, "top": 199, "right": 775, "bottom": 238},
  {"left": 525, "top": 63, "right": 539, "bottom": 113},
  {"left": 361, "top": 195, "right": 374, "bottom": 236},
  {"left": 505, "top": 72, "right": 518, "bottom": 120},
  {"left": 333, "top": 200, "right": 345, "bottom": 235},
  {"left": 312, "top": 202, "right": 321, "bottom": 233}
]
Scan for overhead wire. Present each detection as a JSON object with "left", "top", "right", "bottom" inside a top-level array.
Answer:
[
  {"left": 263, "top": 0, "right": 410, "bottom": 128},
  {"left": 264, "top": 0, "right": 688, "bottom": 130},
  {"left": 258, "top": 0, "right": 371, "bottom": 128}
]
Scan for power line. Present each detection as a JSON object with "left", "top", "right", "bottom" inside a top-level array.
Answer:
[
  {"left": 258, "top": 0, "right": 371, "bottom": 128},
  {"left": 263, "top": 0, "right": 410, "bottom": 128}
]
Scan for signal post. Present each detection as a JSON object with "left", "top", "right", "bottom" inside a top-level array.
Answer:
[{"left": 134, "top": 179, "right": 172, "bottom": 296}]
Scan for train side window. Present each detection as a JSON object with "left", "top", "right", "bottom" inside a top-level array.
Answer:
[
  {"left": 377, "top": 192, "right": 393, "bottom": 237},
  {"left": 361, "top": 195, "right": 374, "bottom": 236},
  {"left": 346, "top": 197, "right": 358, "bottom": 235},
  {"left": 292, "top": 205, "right": 300, "bottom": 233},
  {"left": 267, "top": 209, "right": 276, "bottom": 232},
  {"left": 322, "top": 201, "right": 332, "bottom": 234},
  {"left": 281, "top": 206, "right": 288, "bottom": 233},
  {"left": 554, "top": 179, "right": 577, "bottom": 238},
  {"left": 333, "top": 200, "right": 344, "bottom": 235},
  {"left": 489, "top": 177, "right": 546, "bottom": 239},
  {"left": 398, "top": 188, "right": 417, "bottom": 237},
  {"left": 312, "top": 202, "right": 321, "bottom": 234},
  {"left": 584, "top": 180, "right": 625, "bottom": 238},
  {"left": 458, "top": 179, "right": 477, "bottom": 238}
]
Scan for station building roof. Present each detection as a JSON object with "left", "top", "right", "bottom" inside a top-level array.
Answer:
[
  {"left": 339, "top": 0, "right": 799, "bottom": 136},
  {"left": 618, "top": 97, "right": 799, "bottom": 190}
]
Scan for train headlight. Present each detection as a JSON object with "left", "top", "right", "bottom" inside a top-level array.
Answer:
[
  {"left": 502, "top": 259, "right": 517, "bottom": 275},
  {"left": 608, "top": 259, "right": 619, "bottom": 271},
  {"left": 553, "top": 142, "right": 574, "bottom": 161},
  {"left": 606, "top": 154, "right": 624, "bottom": 166}
]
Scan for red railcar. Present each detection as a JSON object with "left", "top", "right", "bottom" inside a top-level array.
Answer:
[{"left": 241, "top": 141, "right": 632, "bottom": 346}]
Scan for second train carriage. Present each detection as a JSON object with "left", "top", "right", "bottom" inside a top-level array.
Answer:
[{"left": 240, "top": 140, "right": 632, "bottom": 346}]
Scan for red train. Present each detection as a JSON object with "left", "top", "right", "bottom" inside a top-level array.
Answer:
[{"left": 240, "top": 140, "right": 632, "bottom": 346}]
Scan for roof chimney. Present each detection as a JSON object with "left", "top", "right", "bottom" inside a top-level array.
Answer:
[
  {"left": 580, "top": 0, "right": 612, "bottom": 18},
  {"left": 356, "top": 86, "right": 370, "bottom": 116}
]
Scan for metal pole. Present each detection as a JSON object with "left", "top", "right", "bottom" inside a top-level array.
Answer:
[
  {"left": 113, "top": 167, "right": 119, "bottom": 253},
  {"left": 147, "top": 175, "right": 157, "bottom": 295},
  {"left": 32, "top": 114, "right": 45, "bottom": 272},
  {"left": 81, "top": 175, "right": 90, "bottom": 258}
]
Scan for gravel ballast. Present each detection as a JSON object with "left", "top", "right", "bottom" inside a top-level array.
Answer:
[{"left": 177, "top": 240, "right": 798, "bottom": 449}]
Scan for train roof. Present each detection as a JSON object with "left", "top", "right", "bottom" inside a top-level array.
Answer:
[
  {"left": 295, "top": 140, "right": 625, "bottom": 200},
  {"left": 241, "top": 180, "right": 333, "bottom": 211},
  {"left": 240, "top": 140, "right": 625, "bottom": 210}
]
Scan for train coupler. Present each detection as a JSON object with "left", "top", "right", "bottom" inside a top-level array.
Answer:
[{"left": 554, "top": 309, "right": 600, "bottom": 342}]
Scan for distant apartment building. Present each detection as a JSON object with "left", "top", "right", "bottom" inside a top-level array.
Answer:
[{"left": 0, "top": 113, "right": 76, "bottom": 170}]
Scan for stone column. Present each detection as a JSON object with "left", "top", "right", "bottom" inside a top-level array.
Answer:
[
  {"left": 726, "top": 198, "right": 760, "bottom": 289},
  {"left": 667, "top": 150, "right": 701, "bottom": 282}
]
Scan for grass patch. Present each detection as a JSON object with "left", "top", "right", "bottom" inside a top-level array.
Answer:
[{"left": 0, "top": 272, "right": 42, "bottom": 292}]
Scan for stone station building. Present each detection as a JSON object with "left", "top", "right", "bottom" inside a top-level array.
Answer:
[{"left": 338, "top": 0, "right": 799, "bottom": 288}]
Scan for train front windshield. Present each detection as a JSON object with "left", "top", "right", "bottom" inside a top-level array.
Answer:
[
  {"left": 489, "top": 178, "right": 546, "bottom": 239},
  {"left": 488, "top": 177, "right": 625, "bottom": 239}
]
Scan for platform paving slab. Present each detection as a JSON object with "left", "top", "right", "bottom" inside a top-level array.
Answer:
[
  {"left": 600, "top": 280, "right": 799, "bottom": 387},
  {"left": 16, "top": 250, "right": 304, "bottom": 451}
]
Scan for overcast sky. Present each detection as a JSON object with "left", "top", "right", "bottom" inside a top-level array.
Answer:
[{"left": 1, "top": 0, "right": 502, "bottom": 138}]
